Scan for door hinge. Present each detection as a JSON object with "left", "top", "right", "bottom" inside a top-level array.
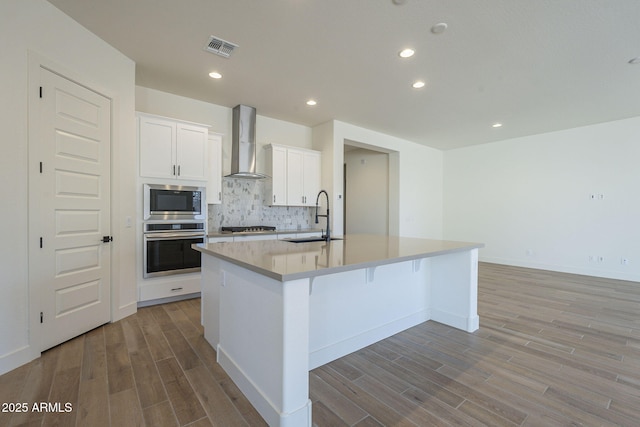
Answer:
[
  {"left": 40, "top": 312, "right": 43, "bottom": 323},
  {"left": 39, "top": 86, "right": 43, "bottom": 98},
  {"left": 39, "top": 237, "right": 43, "bottom": 248},
  {"left": 102, "top": 236, "right": 113, "bottom": 243}
]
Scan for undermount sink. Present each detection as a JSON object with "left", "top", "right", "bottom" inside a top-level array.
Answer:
[{"left": 284, "top": 237, "right": 343, "bottom": 243}]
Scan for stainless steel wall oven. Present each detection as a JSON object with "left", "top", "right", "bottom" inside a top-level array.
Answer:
[{"left": 143, "top": 222, "right": 205, "bottom": 278}]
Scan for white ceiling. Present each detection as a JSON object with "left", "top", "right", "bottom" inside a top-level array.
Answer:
[{"left": 47, "top": 0, "right": 640, "bottom": 150}]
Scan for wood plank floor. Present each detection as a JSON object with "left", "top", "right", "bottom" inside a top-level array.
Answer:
[{"left": 1, "top": 262, "right": 639, "bottom": 426}]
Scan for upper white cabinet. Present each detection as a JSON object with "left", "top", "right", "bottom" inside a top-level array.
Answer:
[
  {"left": 302, "top": 149, "right": 321, "bottom": 206},
  {"left": 265, "top": 144, "right": 288, "bottom": 206},
  {"left": 138, "top": 113, "right": 209, "bottom": 181},
  {"left": 265, "top": 144, "right": 321, "bottom": 207},
  {"left": 207, "top": 133, "right": 223, "bottom": 204}
]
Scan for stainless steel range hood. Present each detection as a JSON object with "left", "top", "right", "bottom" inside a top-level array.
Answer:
[{"left": 226, "top": 104, "right": 266, "bottom": 179}]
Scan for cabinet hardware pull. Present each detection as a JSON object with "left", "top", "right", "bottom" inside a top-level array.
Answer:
[
  {"left": 177, "top": 165, "right": 181, "bottom": 176},
  {"left": 173, "top": 165, "right": 176, "bottom": 176},
  {"left": 273, "top": 195, "right": 276, "bottom": 203},
  {"left": 170, "top": 287, "right": 183, "bottom": 292}
]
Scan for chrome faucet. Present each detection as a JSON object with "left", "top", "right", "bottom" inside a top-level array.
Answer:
[{"left": 315, "top": 190, "right": 331, "bottom": 242}]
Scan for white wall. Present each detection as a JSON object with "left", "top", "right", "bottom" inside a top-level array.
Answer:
[
  {"left": 323, "top": 121, "right": 443, "bottom": 239},
  {"left": 135, "top": 87, "right": 313, "bottom": 177},
  {"left": 444, "top": 116, "right": 640, "bottom": 282},
  {"left": 345, "top": 149, "right": 389, "bottom": 235},
  {"left": 0, "top": 0, "right": 136, "bottom": 375}
]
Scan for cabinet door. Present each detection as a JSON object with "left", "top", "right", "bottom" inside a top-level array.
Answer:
[
  {"left": 176, "top": 123, "right": 208, "bottom": 181},
  {"left": 139, "top": 116, "right": 176, "bottom": 179},
  {"left": 207, "top": 133, "right": 222, "bottom": 204},
  {"left": 302, "top": 150, "right": 321, "bottom": 206},
  {"left": 287, "top": 148, "right": 304, "bottom": 206},
  {"left": 269, "top": 145, "right": 288, "bottom": 206}
]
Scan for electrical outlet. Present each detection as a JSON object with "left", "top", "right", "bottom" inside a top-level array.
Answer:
[
  {"left": 621, "top": 258, "right": 629, "bottom": 265},
  {"left": 597, "top": 256, "right": 605, "bottom": 263},
  {"left": 588, "top": 255, "right": 596, "bottom": 262}
]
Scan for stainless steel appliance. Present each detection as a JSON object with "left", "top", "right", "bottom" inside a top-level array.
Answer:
[
  {"left": 225, "top": 105, "right": 267, "bottom": 179},
  {"left": 143, "top": 222, "right": 205, "bottom": 278},
  {"left": 143, "top": 184, "right": 205, "bottom": 220},
  {"left": 221, "top": 225, "right": 276, "bottom": 233}
]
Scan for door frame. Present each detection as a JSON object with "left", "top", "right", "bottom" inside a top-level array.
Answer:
[
  {"left": 343, "top": 140, "right": 399, "bottom": 236},
  {"left": 27, "top": 51, "right": 116, "bottom": 358}
]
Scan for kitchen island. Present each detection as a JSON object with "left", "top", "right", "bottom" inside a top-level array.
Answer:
[{"left": 194, "top": 234, "right": 483, "bottom": 427}]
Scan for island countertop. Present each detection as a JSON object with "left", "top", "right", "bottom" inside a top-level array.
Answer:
[{"left": 193, "top": 234, "right": 484, "bottom": 281}]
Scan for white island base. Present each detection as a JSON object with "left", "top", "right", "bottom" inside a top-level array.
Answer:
[{"left": 197, "top": 236, "right": 481, "bottom": 427}]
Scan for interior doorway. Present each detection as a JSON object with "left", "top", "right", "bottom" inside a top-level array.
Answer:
[{"left": 343, "top": 144, "right": 389, "bottom": 235}]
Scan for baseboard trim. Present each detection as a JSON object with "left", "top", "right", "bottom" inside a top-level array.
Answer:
[
  {"left": 217, "top": 345, "right": 312, "bottom": 427},
  {"left": 0, "top": 345, "right": 37, "bottom": 376},
  {"left": 479, "top": 257, "right": 639, "bottom": 282}
]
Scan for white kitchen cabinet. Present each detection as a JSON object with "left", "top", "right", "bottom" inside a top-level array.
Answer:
[
  {"left": 207, "top": 133, "right": 223, "bottom": 204},
  {"left": 138, "top": 113, "right": 209, "bottom": 181},
  {"left": 286, "top": 148, "right": 304, "bottom": 205},
  {"left": 302, "top": 150, "right": 321, "bottom": 206},
  {"left": 265, "top": 144, "right": 321, "bottom": 207},
  {"left": 138, "top": 277, "right": 201, "bottom": 302},
  {"left": 265, "top": 144, "right": 288, "bottom": 206}
]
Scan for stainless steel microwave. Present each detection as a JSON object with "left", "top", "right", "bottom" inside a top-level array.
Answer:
[{"left": 143, "top": 184, "right": 205, "bottom": 220}]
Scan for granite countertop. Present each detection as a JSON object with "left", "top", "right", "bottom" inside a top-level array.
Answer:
[
  {"left": 194, "top": 234, "right": 484, "bottom": 281},
  {"left": 207, "top": 228, "right": 323, "bottom": 238}
]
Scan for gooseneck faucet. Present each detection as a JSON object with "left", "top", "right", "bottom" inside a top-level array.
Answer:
[{"left": 315, "top": 190, "right": 331, "bottom": 242}]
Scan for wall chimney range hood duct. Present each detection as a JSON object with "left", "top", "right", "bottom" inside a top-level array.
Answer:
[{"left": 226, "top": 104, "right": 266, "bottom": 179}]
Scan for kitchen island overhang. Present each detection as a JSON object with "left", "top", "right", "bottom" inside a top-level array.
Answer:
[{"left": 194, "top": 234, "right": 484, "bottom": 427}]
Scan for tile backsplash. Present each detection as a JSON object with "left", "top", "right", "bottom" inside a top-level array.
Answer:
[{"left": 208, "top": 177, "right": 315, "bottom": 231}]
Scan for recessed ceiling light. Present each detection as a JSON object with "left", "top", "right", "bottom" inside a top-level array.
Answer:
[
  {"left": 399, "top": 48, "right": 415, "bottom": 58},
  {"left": 306, "top": 99, "right": 317, "bottom": 106},
  {"left": 431, "top": 22, "right": 448, "bottom": 34},
  {"left": 208, "top": 71, "right": 222, "bottom": 79},
  {"left": 628, "top": 57, "right": 640, "bottom": 65},
  {"left": 412, "top": 80, "right": 425, "bottom": 89},
  {"left": 492, "top": 123, "right": 503, "bottom": 128}
]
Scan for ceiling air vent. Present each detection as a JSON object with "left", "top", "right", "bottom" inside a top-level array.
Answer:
[{"left": 204, "top": 36, "right": 238, "bottom": 58}]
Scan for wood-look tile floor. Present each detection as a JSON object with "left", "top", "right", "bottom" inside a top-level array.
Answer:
[{"left": 1, "top": 262, "right": 639, "bottom": 426}]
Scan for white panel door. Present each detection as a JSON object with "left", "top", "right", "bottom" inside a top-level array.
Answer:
[{"left": 33, "top": 68, "right": 112, "bottom": 351}]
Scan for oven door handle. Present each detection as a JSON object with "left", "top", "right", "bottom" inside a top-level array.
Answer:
[{"left": 144, "top": 232, "right": 205, "bottom": 240}]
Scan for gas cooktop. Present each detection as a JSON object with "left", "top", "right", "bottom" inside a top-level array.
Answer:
[{"left": 221, "top": 226, "right": 276, "bottom": 233}]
